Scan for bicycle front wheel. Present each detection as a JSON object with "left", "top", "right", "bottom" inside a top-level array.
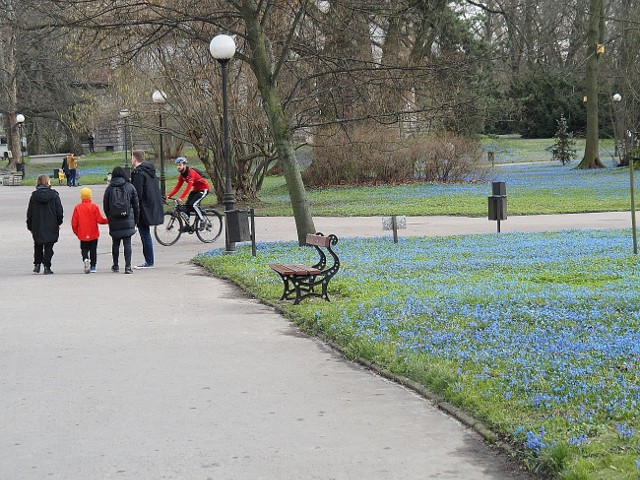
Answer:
[
  {"left": 154, "top": 212, "right": 183, "bottom": 246},
  {"left": 195, "top": 209, "right": 223, "bottom": 243}
]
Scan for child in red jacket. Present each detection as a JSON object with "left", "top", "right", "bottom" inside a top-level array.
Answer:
[{"left": 72, "top": 187, "right": 108, "bottom": 273}]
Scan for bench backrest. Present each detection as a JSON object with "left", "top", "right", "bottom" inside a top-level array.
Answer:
[{"left": 305, "top": 233, "right": 331, "bottom": 247}]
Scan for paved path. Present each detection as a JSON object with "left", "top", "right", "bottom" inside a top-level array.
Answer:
[{"left": 3, "top": 184, "right": 629, "bottom": 479}]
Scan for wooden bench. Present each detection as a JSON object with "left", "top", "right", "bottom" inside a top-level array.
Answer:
[{"left": 270, "top": 233, "right": 340, "bottom": 305}]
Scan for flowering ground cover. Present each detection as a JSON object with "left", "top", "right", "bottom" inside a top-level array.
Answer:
[
  {"left": 258, "top": 160, "right": 633, "bottom": 217},
  {"left": 198, "top": 228, "right": 640, "bottom": 479}
]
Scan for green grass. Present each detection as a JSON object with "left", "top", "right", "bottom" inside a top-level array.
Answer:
[
  {"left": 480, "top": 137, "right": 619, "bottom": 165},
  {"left": 196, "top": 229, "right": 640, "bottom": 479},
  {"left": 256, "top": 162, "right": 631, "bottom": 217},
  {"left": 24, "top": 138, "right": 629, "bottom": 218}
]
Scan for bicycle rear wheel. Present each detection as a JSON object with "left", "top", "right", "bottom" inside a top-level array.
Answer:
[
  {"left": 195, "top": 209, "right": 223, "bottom": 243},
  {"left": 154, "top": 212, "right": 183, "bottom": 246}
]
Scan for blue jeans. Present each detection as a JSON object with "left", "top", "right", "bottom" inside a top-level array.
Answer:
[{"left": 138, "top": 224, "right": 154, "bottom": 266}]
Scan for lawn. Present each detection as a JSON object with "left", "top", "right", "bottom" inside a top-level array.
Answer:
[
  {"left": 25, "top": 138, "right": 631, "bottom": 217},
  {"left": 197, "top": 229, "right": 640, "bottom": 479},
  {"left": 256, "top": 159, "right": 632, "bottom": 217},
  {"left": 254, "top": 138, "right": 629, "bottom": 217}
]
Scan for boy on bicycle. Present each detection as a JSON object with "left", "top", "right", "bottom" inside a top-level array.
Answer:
[{"left": 165, "top": 157, "right": 210, "bottom": 231}]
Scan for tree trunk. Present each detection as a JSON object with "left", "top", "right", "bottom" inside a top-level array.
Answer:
[
  {"left": 577, "top": 0, "right": 605, "bottom": 169},
  {"left": 3, "top": 0, "right": 22, "bottom": 168},
  {"left": 241, "top": 2, "right": 315, "bottom": 245}
]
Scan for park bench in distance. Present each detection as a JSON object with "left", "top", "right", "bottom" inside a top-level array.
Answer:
[{"left": 269, "top": 233, "right": 340, "bottom": 305}]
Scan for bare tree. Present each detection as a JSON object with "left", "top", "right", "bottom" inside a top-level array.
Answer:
[
  {"left": 0, "top": 0, "right": 22, "bottom": 167},
  {"left": 577, "top": 0, "right": 605, "bottom": 168}
]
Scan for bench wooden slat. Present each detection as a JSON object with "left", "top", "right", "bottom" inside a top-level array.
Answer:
[
  {"left": 305, "top": 234, "right": 331, "bottom": 247},
  {"left": 270, "top": 263, "right": 321, "bottom": 276}
]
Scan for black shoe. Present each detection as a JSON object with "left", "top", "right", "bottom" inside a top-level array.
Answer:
[
  {"left": 124, "top": 267, "right": 133, "bottom": 274},
  {"left": 111, "top": 265, "right": 119, "bottom": 273},
  {"left": 43, "top": 267, "right": 53, "bottom": 275},
  {"left": 33, "top": 264, "right": 41, "bottom": 273}
]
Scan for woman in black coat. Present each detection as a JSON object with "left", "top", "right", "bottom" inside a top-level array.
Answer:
[
  {"left": 26, "top": 174, "right": 64, "bottom": 274},
  {"left": 103, "top": 166, "right": 140, "bottom": 274}
]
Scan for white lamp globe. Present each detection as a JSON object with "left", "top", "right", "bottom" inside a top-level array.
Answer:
[
  {"left": 152, "top": 90, "right": 167, "bottom": 104},
  {"left": 209, "top": 34, "right": 236, "bottom": 60},
  {"left": 16, "top": 113, "right": 25, "bottom": 123},
  {"left": 613, "top": 93, "right": 622, "bottom": 102}
]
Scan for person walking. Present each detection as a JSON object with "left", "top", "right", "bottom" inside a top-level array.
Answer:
[
  {"left": 61, "top": 156, "right": 70, "bottom": 185},
  {"left": 71, "top": 187, "right": 109, "bottom": 274},
  {"left": 165, "top": 156, "right": 210, "bottom": 231},
  {"left": 66, "top": 153, "right": 78, "bottom": 187},
  {"left": 103, "top": 166, "right": 139, "bottom": 274},
  {"left": 26, "top": 174, "right": 64, "bottom": 275},
  {"left": 130, "top": 150, "right": 164, "bottom": 269}
]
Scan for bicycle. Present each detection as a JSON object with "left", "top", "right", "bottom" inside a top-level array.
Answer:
[{"left": 154, "top": 198, "right": 223, "bottom": 246}]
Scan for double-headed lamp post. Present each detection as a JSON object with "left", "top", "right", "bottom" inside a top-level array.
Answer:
[
  {"left": 119, "top": 108, "right": 130, "bottom": 168},
  {"left": 613, "top": 93, "right": 637, "bottom": 254},
  {"left": 16, "top": 113, "right": 25, "bottom": 177},
  {"left": 209, "top": 34, "right": 236, "bottom": 254},
  {"left": 152, "top": 90, "right": 167, "bottom": 195}
]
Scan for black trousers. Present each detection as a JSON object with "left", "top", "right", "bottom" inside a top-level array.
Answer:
[
  {"left": 185, "top": 190, "right": 208, "bottom": 221},
  {"left": 111, "top": 236, "right": 132, "bottom": 268},
  {"left": 34, "top": 242, "right": 55, "bottom": 267},
  {"left": 80, "top": 239, "right": 98, "bottom": 267}
]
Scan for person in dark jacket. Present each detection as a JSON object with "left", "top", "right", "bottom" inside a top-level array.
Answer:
[
  {"left": 61, "top": 156, "right": 70, "bottom": 185},
  {"left": 103, "top": 166, "right": 140, "bottom": 274},
  {"left": 26, "top": 174, "right": 64, "bottom": 274},
  {"left": 130, "top": 150, "right": 164, "bottom": 269}
]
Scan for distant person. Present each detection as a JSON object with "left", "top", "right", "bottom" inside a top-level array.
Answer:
[
  {"left": 71, "top": 187, "right": 109, "bottom": 274},
  {"left": 66, "top": 153, "right": 78, "bottom": 186},
  {"left": 88, "top": 133, "right": 95, "bottom": 153},
  {"left": 165, "top": 156, "right": 210, "bottom": 230},
  {"left": 103, "top": 166, "right": 139, "bottom": 274},
  {"left": 61, "top": 156, "right": 69, "bottom": 183},
  {"left": 130, "top": 150, "right": 164, "bottom": 269},
  {"left": 26, "top": 174, "right": 64, "bottom": 275}
]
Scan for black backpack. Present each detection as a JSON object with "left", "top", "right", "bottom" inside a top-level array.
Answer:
[
  {"left": 109, "top": 185, "right": 130, "bottom": 219},
  {"left": 192, "top": 167, "right": 209, "bottom": 178}
]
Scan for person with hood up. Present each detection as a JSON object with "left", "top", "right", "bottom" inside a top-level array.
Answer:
[
  {"left": 103, "top": 166, "right": 140, "bottom": 274},
  {"left": 130, "top": 150, "right": 164, "bottom": 269},
  {"left": 26, "top": 174, "right": 64, "bottom": 274}
]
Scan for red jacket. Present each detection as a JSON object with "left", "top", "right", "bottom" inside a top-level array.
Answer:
[
  {"left": 72, "top": 200, "right": 108, "bottom": 241},
  {"left": 167, "top": 167, "right": 210, "bottom": 202}
]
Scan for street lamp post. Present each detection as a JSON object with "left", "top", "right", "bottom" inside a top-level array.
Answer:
[
  {"left": 152, "top": 90, "right": 167, "bottom": 195},
  {"left": 119, "top": 109, "right": 130, "bottom": 169},
  {"left": 209, "top": 34, "right": 236, "bottom": 254},
  {"left": 613, "top": 93, "right": 637, "bottom": 254},
  {"left": 16, "top": 113, "right": 25, "bottom": 178}
]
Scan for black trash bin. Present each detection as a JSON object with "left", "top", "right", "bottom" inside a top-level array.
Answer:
[
  {"left": 226, "top": 209, "right": 252, "bottom": 243},
  {"left": 15, "top": 162, "right": 25, "bottom": 178}
]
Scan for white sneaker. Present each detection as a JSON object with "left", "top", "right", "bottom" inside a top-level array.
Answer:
[
  {"left": 83, "top": 258, "right": 91, "bottom": 274},
  {"left": 134, "top": 263, "right": 154, "bottom": 269}
]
